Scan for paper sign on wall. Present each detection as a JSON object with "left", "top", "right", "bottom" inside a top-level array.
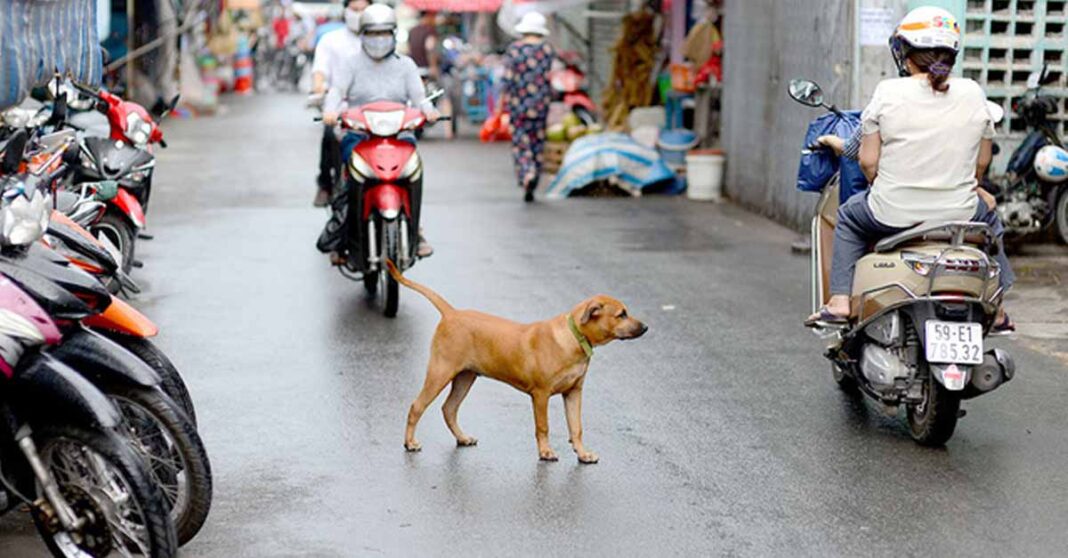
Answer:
[{"left": 859, "top": 7, "right": 896, "bottom": 46}]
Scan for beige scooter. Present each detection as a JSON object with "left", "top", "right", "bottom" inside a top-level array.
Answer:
[{"left": 790, "top": 79, "right": 1016, "bottom": 446}]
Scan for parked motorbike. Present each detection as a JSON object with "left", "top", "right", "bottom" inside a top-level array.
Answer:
[
  {"left": 328, "top": 102, "right": 444, "bottom": 317},
  {"left": 0, "top": 117, "right": 198, "bottom": 424},
  {"left": 986, "top": 64, "right": 1068, "bottom": 244},
  {"left": 66, "top": 82, "right": 178, "bottom": 272},
  {"left": 550, "top": 51, "right": 597, "bottom": 126},
  {"left": 790, "top": 79, "right": 1016, "bottom": 446},
  {"left": 0, "top": 190, "right": 177, "bottom": 557},
  {"left": 0, "top": 170, "right": 212, "bottom": 546}
]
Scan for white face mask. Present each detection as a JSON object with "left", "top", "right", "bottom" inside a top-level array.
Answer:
[
  {"left": 344, "top": 9, "right": 362, "bottom": 33},
  {"left": 362, "top": 35, "right": 396, "bottom": 60}
]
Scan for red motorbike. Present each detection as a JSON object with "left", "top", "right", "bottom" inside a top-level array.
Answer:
[
  {"left": 550, "top": 51, "right": 597, "bottom": 125},
  {"left": 69, "top": 82, "right": 177, "bottom": 270},
  {"left": 334, "top": 102, "right": 437, "bottom": 317}
]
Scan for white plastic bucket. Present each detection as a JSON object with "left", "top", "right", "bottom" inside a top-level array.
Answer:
[{"left": 686, "top": 150, "right": 725, "bottom": 201}]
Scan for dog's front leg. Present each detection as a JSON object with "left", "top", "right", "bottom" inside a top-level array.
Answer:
[
  {"left": 564, "top": 385, "right": 598, "bottom": 464},
  {"left": 531, "top": 391, "right": 557, "bottom": 461}
]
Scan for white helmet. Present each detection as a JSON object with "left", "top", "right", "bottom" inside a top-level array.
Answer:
[
  {"left": 359, "top": 4, "right": 397, "bottom": 33},
  {"left": 1034, "top": 145, "right": 1068, "bottom": 183},
  {"left": 889, "top": 6, "right": 960, "bottom": 77},
  {"left": 360, "top": 5, "right": 397, "bottom": 60}
]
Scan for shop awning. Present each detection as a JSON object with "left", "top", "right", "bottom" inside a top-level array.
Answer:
[
  {"left": 0, "top": 0, "right": 103, "bottom": 109},
  {"left": 402, "top": 0, "right": 504, "bottom": 12}
]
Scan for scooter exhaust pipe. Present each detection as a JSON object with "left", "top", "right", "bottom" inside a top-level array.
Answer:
[{"left": 963, "top": 348, "right": 1015, "bottom": 399}]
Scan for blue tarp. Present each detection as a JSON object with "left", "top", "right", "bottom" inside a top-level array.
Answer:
[
  {"left": 545, "top": 133, "right": 676, "bottom": 199},
  {"left": 0, "top": 0, "right": 103, "bottom": 109},
  {"left": 796, "top": 110, "right": 867, "bottom": 204}
]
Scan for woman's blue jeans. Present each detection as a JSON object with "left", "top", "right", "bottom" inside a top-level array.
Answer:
[{"left": 829, "top": 192, "right": 1016, "bottom": 296}]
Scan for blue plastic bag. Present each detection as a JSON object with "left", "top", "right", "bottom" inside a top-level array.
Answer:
[{"left": 796, "top": 111, "right": 867, "bottom": 204}]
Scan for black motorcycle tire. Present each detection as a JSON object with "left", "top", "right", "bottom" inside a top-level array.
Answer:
[
  {"left": 31, "top": 423, "right": 178, "bottom": 558},
  {"left": 906, "top": 372, "right": 961, "bottom": 446},
  {"left": 381, "top": 219, "right": 400, "bottom": 318},
  {"left": 106, "top": 385, "right": 213, "bottom": 546},
  {"left": 101, "top": 333, "right": 198, "bottom": 427},
  {"left": 363, "top": 270, "right": 379, "bottom": 297},
  {"left": 92, "top": 210, "right": 136, "bottom": 275},
  {"left": 574, "top": 106, "right": 597, "bottom": 127},
  {"left": 1055, "top": 187, "right": 1068, "bottom": 245}
]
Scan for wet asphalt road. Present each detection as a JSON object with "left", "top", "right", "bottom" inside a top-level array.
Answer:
[{"left": 3, "top": 93, "right": 1068, "bottom": 556}]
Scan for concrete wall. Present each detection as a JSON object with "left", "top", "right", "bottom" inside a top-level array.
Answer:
[{"left": 720, "top": 0, "right": 856, "bottom": 230}]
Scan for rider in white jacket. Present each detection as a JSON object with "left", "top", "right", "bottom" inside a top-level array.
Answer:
[{"left": 808, "top": 6, "right": 1015, "bottom": 333}]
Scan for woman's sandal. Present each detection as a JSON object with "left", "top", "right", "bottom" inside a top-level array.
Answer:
[
  {"left": 804, "top": 307, "right": 850, "bottom": 328},
  {"left": 990, "top": 313, "right": 1016, "bottom": 336}
]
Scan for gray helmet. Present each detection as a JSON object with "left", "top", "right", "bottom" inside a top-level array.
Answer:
[{"left": 359, "top": 4, "right": 396, "bottom": 33}]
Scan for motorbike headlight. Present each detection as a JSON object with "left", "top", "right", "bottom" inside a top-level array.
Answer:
[
  {"left": 348, "top": 152, "right": 375, "bottom": 182},
  {"left": 0, "top": 187, "right": 50, "bottom": 246},
  {"left": 901, "top": 252, "right": 935, "bottom": 276},
  {"left": 125, "top": 112, "right": 152, "bottom": 147},
  {"left": 399, "top": 152, "right": 422, "bottom": 180},
  {"left": 363, "top": 110, "right": 405, "bottom": 136}
]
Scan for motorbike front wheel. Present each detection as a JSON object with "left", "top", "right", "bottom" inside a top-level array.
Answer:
[
  {"left": 108, "top": 385, "right": 213, "bottom": 546},
  {"left": 31, "top": 423, "right": 178, "bottom": 558},
  {"left": 906, "top": 371, "right": 961, "bottom": 446},
  {"left": 92, "top": 210, "right": 136, "bottom": 275},
  {"left": 380, "top": 219, "right": 401, "bottom": 318},
  {"left": 1055, "top": 187, "right": 1068, "bottom": 245}
]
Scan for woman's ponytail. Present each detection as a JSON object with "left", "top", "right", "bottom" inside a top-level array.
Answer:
[{"left": 908, "top": 49, "right": 956, "bottom": 93}]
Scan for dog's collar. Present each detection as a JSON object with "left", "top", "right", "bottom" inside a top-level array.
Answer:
[{"left": 567, "top": 315, "right": 594, "bottom": 359}]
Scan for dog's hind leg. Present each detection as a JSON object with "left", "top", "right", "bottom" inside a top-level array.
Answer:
[
  {"left": 405, "top": 356, "right": 457, "bottom": 452},
  {"left": 442, "top": 370, "right": 478, "bottom": 447}
]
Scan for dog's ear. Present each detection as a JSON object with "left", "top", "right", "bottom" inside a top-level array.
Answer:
[{"left": 580, "top": 301, "right": 603, "bottom": 325}]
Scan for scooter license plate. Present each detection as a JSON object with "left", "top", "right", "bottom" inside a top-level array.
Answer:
[{"left": 925, "top": 321, "right": 983, "bottom": 365}]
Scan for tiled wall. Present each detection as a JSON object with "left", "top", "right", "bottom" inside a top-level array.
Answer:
[{"left": 960, "top": 0, "right": 1068, "bottom": 138}]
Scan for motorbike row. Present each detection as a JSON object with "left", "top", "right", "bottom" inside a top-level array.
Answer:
[
  {"left": 785, "top": 72, "right": 1057, "bottom": 446},
  {"left": 0, "top": 82, "right": 210, "bottom": 556}
]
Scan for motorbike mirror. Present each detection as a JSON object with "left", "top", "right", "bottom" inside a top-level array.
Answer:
[
  {"left": 788, "top": 79, "right": 825, "bottom": 107},
  {"left": 151, "top": 94, "right": 180, "bottom": 119},
  {"left": 1027, "top": 69, "right": 1043, "bottom": 89}
]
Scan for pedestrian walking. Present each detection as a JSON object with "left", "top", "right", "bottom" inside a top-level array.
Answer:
[{"left": 500, "top": 12, "right": 555, "bottom": 202}]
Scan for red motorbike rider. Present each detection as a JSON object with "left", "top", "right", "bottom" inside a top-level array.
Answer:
[{"left": 318, "top": 4, "right": 438, "bottom": 262}]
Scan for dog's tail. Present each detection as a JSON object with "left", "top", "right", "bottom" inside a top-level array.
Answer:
[{"left": 385, "top": 260, "right": 454, "bottom": 315}]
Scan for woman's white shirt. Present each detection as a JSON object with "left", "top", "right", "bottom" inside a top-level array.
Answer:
[{"left": 860, "top": 77, "right": 995, "bottom": 228}]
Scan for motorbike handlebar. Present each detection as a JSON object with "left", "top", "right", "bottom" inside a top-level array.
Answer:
[{"left": 70, "top": 81, "right": 102, "bottom": 101}]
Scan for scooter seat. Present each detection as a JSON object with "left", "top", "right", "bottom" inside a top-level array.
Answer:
[{"left": 874, "top": 221, "right": 994, "bottom": 253}]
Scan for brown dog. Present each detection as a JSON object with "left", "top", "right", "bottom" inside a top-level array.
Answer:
[{"left": 386, "top": 262, "right": 647, "bottom": 463}]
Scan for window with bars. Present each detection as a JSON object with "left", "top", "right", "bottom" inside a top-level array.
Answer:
[{"left": 962, "top": 0, "right": 1068, "bottom": 139}]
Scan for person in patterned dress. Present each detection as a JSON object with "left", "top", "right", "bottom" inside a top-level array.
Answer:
[{"left": 500, "top": 12, "right": 555, "bottom": 202}]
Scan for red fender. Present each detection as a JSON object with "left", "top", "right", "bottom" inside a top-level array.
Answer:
[
  {"left": 354, "top": 138, "right": 415, "bottom": 182},
  {"left": 112, "top": 188, "right": 146, "bottom": 229},
  {"left": 362, "top": 184, "right": 410, "bottom": 221}
]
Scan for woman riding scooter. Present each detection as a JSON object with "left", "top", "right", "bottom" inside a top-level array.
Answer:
[
  {"left": 319, "top": 4, "right": 439, "bottom": 262},
  {"left": 806, "top": 6, "right": 1016, "bottom": 332}
]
